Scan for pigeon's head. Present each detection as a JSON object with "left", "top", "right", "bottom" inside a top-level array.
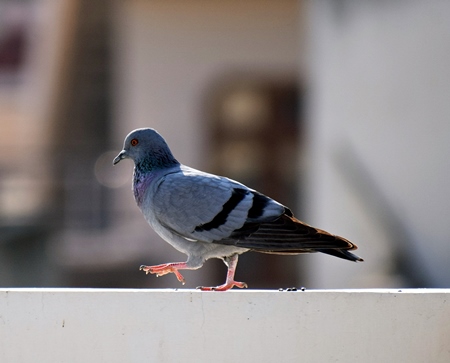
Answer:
[{"left": 113, "top": 128, "right": 178, "bottom": 170}]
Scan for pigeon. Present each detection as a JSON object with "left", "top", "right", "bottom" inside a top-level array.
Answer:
[{"left": 113, "top": 128, "right": 363, "bottom": 291}]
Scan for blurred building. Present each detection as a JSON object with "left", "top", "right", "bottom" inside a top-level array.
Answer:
[{"left": 1, "top": 0, "right": 450, "bottom": 289}]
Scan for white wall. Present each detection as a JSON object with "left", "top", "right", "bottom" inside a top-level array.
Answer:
[
  {"left": 1, "top": 289, "right": 449, "bottom": 363},
  {"left": 306, "top": 0, "right": 450, "bottom": 287}
]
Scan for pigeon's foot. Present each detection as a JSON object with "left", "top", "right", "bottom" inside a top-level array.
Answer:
[
  {"left": 197, "top": 280, "right": 248, "bottom": 292},
  {"left": 197, "top": 253, "right": 247, "bottom": 291},
  {"left": 139, "top": 263, "right": 188, "bottom": 285}
]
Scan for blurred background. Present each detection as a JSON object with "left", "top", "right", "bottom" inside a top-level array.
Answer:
[{"left": 1, "top": 0, "right": 449, "bottom": 289}]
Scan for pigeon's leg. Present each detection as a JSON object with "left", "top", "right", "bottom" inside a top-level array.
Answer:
[
  {"left": 198, "top": 254, "right": 247, "bottom": 292},
  {"left": 140, "top": 262, "right": 190, "bottom": 285}
]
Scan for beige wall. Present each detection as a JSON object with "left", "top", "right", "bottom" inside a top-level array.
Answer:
[{"left": 113, "top": 0, "right": 299, "bottom": 166}]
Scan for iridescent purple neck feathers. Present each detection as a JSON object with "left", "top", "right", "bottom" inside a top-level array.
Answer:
[
  {"left": 133, "top": 167, "right": 150, "bottom": 206},
  {"left": 132, "top": 152, "right": 179, "bottom": 206}
]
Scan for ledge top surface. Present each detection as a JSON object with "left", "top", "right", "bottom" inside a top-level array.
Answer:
[{"left": 0, "top": 287, "right": 449, "bottom": 294}]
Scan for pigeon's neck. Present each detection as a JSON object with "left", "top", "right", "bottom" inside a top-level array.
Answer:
[
  {"left": 133, "top": 168, "right": 151, "bottom": 206},
  {"left": 133, "top": 156, "right": 179, "bottom": 206}
]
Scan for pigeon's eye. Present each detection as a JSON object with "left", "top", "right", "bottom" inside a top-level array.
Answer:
[{"left": 131, "top": 139, "right": 139, "bottom": 146}]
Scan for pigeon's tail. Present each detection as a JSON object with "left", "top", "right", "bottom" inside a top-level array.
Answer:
[
  {"left": 315, "top": 248, "right": 363, "bottom": 262},
  {"left": 226, "top": 213, "right": 364, "bottom": 262}
]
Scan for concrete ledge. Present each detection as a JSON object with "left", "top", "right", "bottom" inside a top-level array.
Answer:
[{"left": 0, "top": 288, "right": 449, "bottom": 362}]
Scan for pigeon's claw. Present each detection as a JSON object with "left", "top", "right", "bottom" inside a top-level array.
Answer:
[
  {"left": 197, "top": 280, "right": 248, "bottom": 292},
  {"left": 139, "top": 263, "right": 187, "bottom": 285}
]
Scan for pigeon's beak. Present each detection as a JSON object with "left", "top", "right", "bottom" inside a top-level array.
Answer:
[{"left": 113, "top": 150, "right": 127, "bottom": 165}]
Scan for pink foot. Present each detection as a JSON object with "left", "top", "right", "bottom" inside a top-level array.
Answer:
[
  {"left": 198, "top": 280, "right": 248, "bottom": 292},
  {"left": 139, "top": 263, "right": 188, "bottom": 284},
  {"left": 197, "top": 254, "right": 247, "bottom": 291}
]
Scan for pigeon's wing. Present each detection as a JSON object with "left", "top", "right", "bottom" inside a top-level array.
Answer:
[{"left": 152, "top": 167, "right": 285, "bottom": 243}]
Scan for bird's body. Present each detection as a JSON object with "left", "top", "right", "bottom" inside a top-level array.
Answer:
[{"left": 113, "top": 128, "right": 363, "bottom": 290}]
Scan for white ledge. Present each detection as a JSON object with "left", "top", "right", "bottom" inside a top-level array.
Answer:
[{"left": 1, "top": 288, "right": 449, "bottom": 362}]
